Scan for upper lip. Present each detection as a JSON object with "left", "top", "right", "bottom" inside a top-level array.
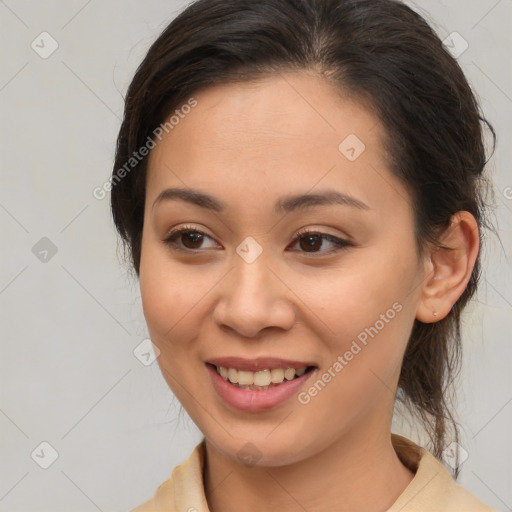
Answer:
[{"left": 206, "top": 357, "right": 317, "bottom": 372}]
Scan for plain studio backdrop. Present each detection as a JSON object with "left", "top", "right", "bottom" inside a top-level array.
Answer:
[{"left": 0, "top": 1, "right": 511, "bottom": 511}]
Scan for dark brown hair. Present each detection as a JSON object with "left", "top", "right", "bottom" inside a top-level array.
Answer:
[{"left": 110, "top": 0, "right": 495, "bottom": 476}]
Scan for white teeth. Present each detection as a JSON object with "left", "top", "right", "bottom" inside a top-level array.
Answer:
[
  {"left": 237, "top": 370, "right": 253, "bottom": 385},
  {"left": 227, "top": 368, "right": 238, "bottom": 384},
  {"left": 253, "top": 370, "right": 271, "bottom": 386},
  {"left": 270, "top": 368, "right": 285, "bottom": 383},
  {"left": 216, "top": 365, "right": 309, "bottom": 387},
  {"left": 284, "top": 368, "right": 296, "bottom": 380}
]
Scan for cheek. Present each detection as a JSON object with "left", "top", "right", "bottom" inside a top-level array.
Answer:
[
  {"left": 139, "top": 241, "right": 186, "bottom": 341},
  {"left": 297, "top": 299, "right": 411, "bottom": 438},
  {"left": 297, "top": 259, "right": 411, "bottom": 340},
  {"left": 138, "top": 246, "right": 207, "bottom": 396},
  {"left": 138, "top": 242, "right": 220, "bottom": 345},
  {"left": 295, "top": 246, "right": 418, "bottom": 395}
]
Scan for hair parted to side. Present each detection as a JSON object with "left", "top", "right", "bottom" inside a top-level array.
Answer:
[{"left": 110, "top": 0, "right": 496, "bottom": 477}]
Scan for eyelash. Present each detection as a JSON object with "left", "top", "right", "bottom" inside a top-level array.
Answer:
[{"left": 162, "top": 224, "right": 352, "bottom": 256}]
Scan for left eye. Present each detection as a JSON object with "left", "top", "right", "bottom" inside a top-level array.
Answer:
[
  {"left": 289, "top": 230, "right": 351, "bottom": 254},
  {"left": 162, "top": 227, "right": 351, "bottom": 254}
]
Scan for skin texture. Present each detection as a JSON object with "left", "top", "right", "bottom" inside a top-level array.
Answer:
[{"left": 139, "top": 71, "right": 479, "bottom": 512}]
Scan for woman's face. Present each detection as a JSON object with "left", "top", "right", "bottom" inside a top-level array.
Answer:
[{"left": 140, "top": 71, "right": 427, "bottom": 466}]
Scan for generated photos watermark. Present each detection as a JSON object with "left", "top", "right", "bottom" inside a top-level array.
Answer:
[
  {"left": 298, "top": 301, "right": 403, "bottom": 404},
  {"left": 93, "top": 97, "right": 198, "bottom": 200}
]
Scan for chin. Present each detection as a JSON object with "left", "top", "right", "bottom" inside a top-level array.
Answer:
[{"left": 204, "top": 426, "right": 317, "bottom": 468}]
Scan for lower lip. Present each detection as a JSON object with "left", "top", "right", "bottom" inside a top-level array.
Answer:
[{"left": 206, "top": 364, "right": 316, "bottom": 412}]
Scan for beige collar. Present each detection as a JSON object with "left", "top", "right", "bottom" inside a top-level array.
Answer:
[{"left": 136, "top": 434, "right": 495, "bottom": 512}]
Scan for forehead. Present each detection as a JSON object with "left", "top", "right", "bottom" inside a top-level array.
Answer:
[
  {"left": 145, "top": 71, "right": 408, "bottom": 217},
  {"left": 150, "top": 72, "right": 382, "bottom": 156}
]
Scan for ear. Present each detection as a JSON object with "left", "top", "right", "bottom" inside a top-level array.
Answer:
[{"left": 415, "top": 211, "right": 480, "bottom": 323}]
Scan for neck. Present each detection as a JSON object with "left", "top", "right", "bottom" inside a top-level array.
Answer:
[{"left": 204, "top": 423, "right": 415, "bottom": 512}]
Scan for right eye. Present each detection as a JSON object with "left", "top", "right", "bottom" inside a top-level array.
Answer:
[{"left": 162, "top": 225, "right": 220, "bottom": 252}]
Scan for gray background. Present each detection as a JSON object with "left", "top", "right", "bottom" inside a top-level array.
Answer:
[{"left": 0, "top": 0, "right": 511, "bottom": 510}]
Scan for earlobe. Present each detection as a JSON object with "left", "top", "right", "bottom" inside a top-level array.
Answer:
[{"left": 415, "top": 211, "right": 480, "bottom": 323}]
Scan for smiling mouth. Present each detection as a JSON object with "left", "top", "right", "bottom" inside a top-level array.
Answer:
[{"left": 207, "top": 363, "right": 316, "bottom": 390}]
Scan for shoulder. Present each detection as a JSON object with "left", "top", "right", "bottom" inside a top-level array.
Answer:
[
  {"left": 128, "top": 441, "right": 207, "bottom": 512},
  {"left": 130, "top": 496, "right": 157, "bottom": 512},
  {"left": 389, "top": 434, "right": 497, "bottom": 512},
  {"left": 128, "top": 477, "right": 175, "bottom": 512},
  {"left": 445, "top": 481, "right": 497, "bottom": 512}
]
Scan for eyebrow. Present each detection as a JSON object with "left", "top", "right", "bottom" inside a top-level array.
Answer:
[{"left": 151, "top": 187, "right": 370, "bottom": 214}]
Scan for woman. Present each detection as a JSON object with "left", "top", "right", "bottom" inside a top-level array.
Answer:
[{"left": 111, "top": 0, "right": 498, "bottom": 510}]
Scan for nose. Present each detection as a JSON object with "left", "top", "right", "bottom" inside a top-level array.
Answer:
[{"left": 212, "top": 253, "right": 297, "bottom": 338}]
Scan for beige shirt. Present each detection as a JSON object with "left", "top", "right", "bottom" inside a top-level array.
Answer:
[{"left": 131, "top": 434, "right": 496, "bottom": 512}]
